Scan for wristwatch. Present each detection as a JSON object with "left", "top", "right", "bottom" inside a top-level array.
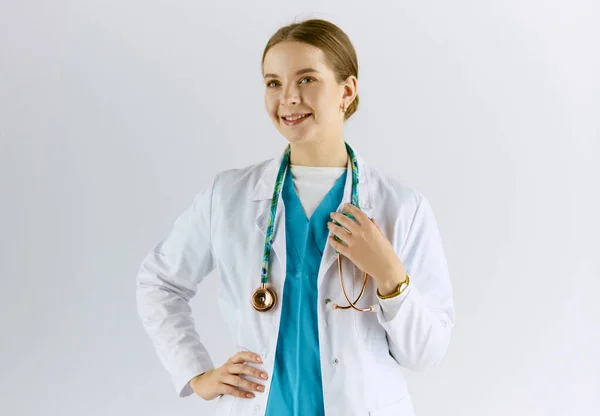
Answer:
[{"left": 376, "top": 274, "right": 410, "bottom": 299}]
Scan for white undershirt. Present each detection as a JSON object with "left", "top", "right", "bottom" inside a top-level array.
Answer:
[{"left": 289, "top": 165, "right": 347, "bottom": 219}]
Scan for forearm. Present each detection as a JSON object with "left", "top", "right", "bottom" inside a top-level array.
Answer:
[{"left": 136, "top": 249, "right": 215, "bottom": 397}]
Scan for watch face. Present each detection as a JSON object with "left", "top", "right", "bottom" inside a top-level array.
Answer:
[
  {"left": 378, "top": 275, "right": 410, "bottom": 299},
  {"left": 378, "top": 284, "right": 399, "bottom": 299}
]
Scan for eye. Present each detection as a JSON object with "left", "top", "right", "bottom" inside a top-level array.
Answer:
[
  {"left": 299, "top": 76, "right": 315, "bottom": 84},
  {"left": 266, "top": 77, "right": 315, "bottom": 88}
]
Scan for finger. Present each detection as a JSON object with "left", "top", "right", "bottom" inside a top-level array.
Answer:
[
  {"left": 343, "top": 203, "right": 371, "bottom": 226},
  {"left": 229, "top": 351, "right": 263, "bottom": 365},
  {"left": 329, "top": 211, "right": 357, "bottom": 234},
  {"left": 329, "top": 235, "right": 349, "bottom": 255},
  {"left": 327, "top": 220, "right": 352, "bottom": 239},
  {"left": 220, "top": 382, "right": 256, "bottom": 399},
  {"left": 222, "top": 373, "right": 265, "bottom": 395},
  {"left": 228, "top": 363, "right": 269, "bottom": 382},
  {"left": 329, "top": 230, "right": 349, "bottom": 248}
]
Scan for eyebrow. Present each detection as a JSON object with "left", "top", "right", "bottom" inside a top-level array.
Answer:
[{"left": 263, "top": 68, "right": 321, "bottom": 79}]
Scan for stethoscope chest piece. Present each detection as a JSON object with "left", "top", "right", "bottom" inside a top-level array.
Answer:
[{"left": 251, "top": 284, "right": 277, "bottom": 312}]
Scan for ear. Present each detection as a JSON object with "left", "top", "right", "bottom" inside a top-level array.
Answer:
[{"left": 342, "top": 75, "right": 358, "bottom": 103}]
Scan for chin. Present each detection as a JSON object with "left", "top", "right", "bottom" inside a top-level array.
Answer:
[
  {"left": 280, "top": 130, "right": 315, "bottom": 144},
  {"left": 273, "top": 117, "right": 319, "bottom": 145},
  {"left": 274, "top": 127, "right": 304, "bottom": 143},
  {"left": 282, "top": 135, "right": 305, "bottom": 145}
]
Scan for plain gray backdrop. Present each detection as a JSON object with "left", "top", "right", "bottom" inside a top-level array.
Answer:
[{"left": 1, "top": 1, "right": 598, "bottom": 415}]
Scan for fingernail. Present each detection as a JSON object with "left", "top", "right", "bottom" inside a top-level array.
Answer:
[
  {"left": 256, "top": 356, "right": 262, "bottom": 363},
  {"left": 261, "top": 373, "right": 268, "bottom": 379}
]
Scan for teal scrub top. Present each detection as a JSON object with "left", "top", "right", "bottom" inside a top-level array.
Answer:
[{"left": 264, "top": 167, "right": 348, "bottom": 416}]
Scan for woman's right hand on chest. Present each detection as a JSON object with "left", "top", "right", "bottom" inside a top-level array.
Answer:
[{"left": 189, "top": 351, "right": 269, "bottom": 401}]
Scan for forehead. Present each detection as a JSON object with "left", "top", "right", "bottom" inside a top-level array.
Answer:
[{"left": 263, "top": 41, "right": 330, "bottom": 75}]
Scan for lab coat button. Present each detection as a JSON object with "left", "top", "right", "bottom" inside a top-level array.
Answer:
[
  {"left": 254, "top": 404, "right": 260, "bottom": 411},
  {"left": 261, "top": 351, "right": 268, "bottom": 359},
  {"left": 332, "top": 357, "right": 339, "bottom": 365},
  {"left": 324, "top": 298, "right": 331, "bottom": 304}
]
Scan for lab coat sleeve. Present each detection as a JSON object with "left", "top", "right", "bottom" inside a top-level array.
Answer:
[
  {"left": 378, "top": 289, "right": 409, "bottom": 319},
  {"left": 136, "top": 174, "right": 219, "bottom": 398},
  {"left": 375, "top": 191, "right": 455, "bottom": 371}
]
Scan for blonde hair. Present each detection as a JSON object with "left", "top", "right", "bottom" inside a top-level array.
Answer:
[{"left": 261, "top": 19, "right": 359, "bottom": 121}]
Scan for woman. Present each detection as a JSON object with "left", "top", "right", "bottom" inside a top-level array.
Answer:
[{"left": 136, "top": 19, "right": 455, "bottom": 416}]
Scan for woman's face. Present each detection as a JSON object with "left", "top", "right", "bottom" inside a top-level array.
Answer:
[{"left": 262, "top": 41, "right": 355, "bottom": 145}]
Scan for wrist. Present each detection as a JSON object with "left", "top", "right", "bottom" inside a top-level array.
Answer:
[
  {"left": 378, "top": 280, "right": 401, "bottom": 297},
  {"left": 376, "top": 265, "right": 408, "bottom": 297},
  {"left": 377, "top": 273, "right": 410, "bottom": 299},
  {"left": 191, "top": 371, "right": 209, "bottom": 385},
  {"left": 377, "top": 264, "right": 406, "bottom": 293}
]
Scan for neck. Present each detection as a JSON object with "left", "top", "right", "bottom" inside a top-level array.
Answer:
[{"left": 289, "top": 139, "right": 348, "bottom": 167}]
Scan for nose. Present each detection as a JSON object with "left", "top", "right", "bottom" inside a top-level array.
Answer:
[{"left": 281, "top": 83, "right": 300, "bottom": 107}]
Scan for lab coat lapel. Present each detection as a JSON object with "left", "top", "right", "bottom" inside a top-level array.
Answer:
[
  {"left": 252, "top": 149, "right": 288, "bottom": 279},
  {"left": 254, "top": 204, "right": 286, "bottom": 276},
  {"left": 317, "top": 147, "right": 374, "bottom": 291}
]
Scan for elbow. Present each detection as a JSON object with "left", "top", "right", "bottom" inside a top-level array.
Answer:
[
  {"left": 403, "top": 341, "right": 451, "bottom": 372},
  {"left": 411, "top": 345, "right": 450, "bottom": 371},
  {"left": 393, "top": 321, "right": 453, "bottom": 372}
]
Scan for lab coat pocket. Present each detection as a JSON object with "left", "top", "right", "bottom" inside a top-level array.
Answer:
[{"left": 368, "top": 396, "right": 415, "bottom": 416}]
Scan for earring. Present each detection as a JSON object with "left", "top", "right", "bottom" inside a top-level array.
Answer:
[{"left": 340, "top": 103, "right": 347, "bottom": 113}]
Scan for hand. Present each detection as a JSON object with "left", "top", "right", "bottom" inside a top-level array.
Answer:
[
  {"left": 189, "top": 351, "right": 269, "bottom": 401},
  {"left": 327, "top": 203, "right": 406, "bottom": 288}
]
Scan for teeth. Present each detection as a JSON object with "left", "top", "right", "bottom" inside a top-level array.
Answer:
[{"left": 284, "top": 114, "right": 309, "bottom": 121}]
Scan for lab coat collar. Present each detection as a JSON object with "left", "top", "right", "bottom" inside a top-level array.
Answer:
[{"left": 251, "top": 142, "right": 374, "bottom": 210}]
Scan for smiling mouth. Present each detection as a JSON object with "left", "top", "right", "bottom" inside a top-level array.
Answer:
[
  {"left": 281, "top": 113, "right": 311, "bottom": 121},
  {"left": 280, "top": 113, "right": 312, "bottom": 127}
]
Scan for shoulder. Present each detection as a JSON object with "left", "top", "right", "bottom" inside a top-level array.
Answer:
[
  {"left": 365, "top": 164, "right": 427, "bottom": 211},
  {"left": 208, "top": 157, "right": 274, "bottom": 206},
  {"left": 365, "top": 165, "right": 442, "bottom": 251},
  {"left": 214, "top": 158, "right": 271, "bottom": 187}
]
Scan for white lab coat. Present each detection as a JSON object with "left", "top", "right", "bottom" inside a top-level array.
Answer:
[{"left": 136, "top": 146, "right": 455, "bottom": 416}]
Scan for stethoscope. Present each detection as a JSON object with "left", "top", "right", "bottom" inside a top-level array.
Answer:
[{"left": 251, "top": 142, "right": 377, "bottom": 313}]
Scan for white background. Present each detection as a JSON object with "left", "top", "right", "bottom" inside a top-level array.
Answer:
[{"left": 1, "top": 1, "right": 598, "bottom": 415}]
